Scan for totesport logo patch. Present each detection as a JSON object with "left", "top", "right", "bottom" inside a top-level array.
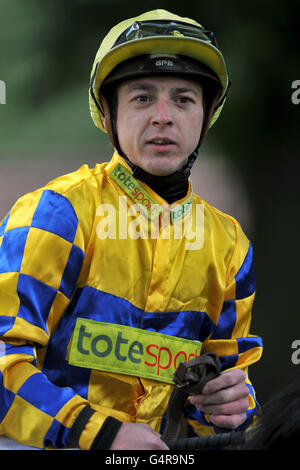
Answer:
[
  {"left": 110, "top": 163, "right": 161, "bottom": 219},
  {"left": 69, "top": 319, "right": 202, "bottom": 384},
  {"left": 109, "top": 163, "right": 193, "bottom": 223}
]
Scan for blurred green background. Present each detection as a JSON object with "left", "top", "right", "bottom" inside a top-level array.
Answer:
[{"left": 0, "top": 0, "right": 299, "bottom": 405}]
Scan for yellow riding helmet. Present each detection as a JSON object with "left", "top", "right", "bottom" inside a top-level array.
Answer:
[{"left": 89, "top": 9, "right": 229, "bottom": 135}]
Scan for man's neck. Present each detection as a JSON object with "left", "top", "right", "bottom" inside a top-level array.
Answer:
[{"left": 131, "top": 164, "right": 189, "bottom": 204}]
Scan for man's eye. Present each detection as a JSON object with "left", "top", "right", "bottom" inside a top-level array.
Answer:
[
  {"left": 176, "top": 96, "right": 192, "bottom": 104},
  {"left": 136, "top": 95, "right": 151, "bottom": 103}
]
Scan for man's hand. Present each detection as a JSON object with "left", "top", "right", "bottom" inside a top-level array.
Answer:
[
  {"left": 189, "top": 369, "right": 249, "bottom": 429},
  {"left": 110, "top": 423, "right": 169, "bottom": 450}
]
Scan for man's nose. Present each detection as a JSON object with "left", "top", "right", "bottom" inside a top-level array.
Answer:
[{"left": 151, "top": 98, "right": 173, "bottom": 126}]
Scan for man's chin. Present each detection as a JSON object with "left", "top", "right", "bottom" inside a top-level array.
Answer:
[
  {"left": 142, "top": 158, "right": 186, "bottom": 177},
  {"left": 143, "top": 166, "right": 179, "bottom": 177}
]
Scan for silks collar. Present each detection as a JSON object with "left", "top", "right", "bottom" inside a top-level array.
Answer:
[{"left": 106, "top": 153, "right": 194, "bottom": 223}]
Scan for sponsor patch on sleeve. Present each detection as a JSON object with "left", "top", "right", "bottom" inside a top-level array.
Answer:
[{"left": 69, "top": 319, "right": 202, "bottom": 384}]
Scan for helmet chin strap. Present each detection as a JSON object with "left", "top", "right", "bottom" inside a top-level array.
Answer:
[{"left": 181, "top": 151, "right": 198, "bottom": 178}]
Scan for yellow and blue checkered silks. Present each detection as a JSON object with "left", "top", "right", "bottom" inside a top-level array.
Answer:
[{"left": 0, "top": 152, "right": 262, "bottom": 449}]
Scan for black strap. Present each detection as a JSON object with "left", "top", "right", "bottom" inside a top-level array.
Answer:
[
  {"left": 90, "top": 417, "right": 122, "bottom": 450},
  {"left": 68, "top": 406, "right": 96, "bottom": 447},
  {"left": 162, "top": 353, "right": 221, "bottom": 441},
  {"left": 68, "top": 407, "right": 122, "bottom": 450}
]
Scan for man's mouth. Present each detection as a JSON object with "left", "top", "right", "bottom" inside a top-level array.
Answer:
[{"left": 147, "top": 138, "right": 176, "bottom": 146}]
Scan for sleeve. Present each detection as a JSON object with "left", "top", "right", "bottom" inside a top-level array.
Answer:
[
  {"left": 186, "top": 220, "right": 263, "bottom": 434},
  {"left": 0, "top": 189, "right": 119, "bottom": 449}
]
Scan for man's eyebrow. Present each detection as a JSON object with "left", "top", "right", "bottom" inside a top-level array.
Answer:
[
  {"left": 127, "top": 82, "right": 157, "bottom": 93},
  {"left": 126, "top": 82, "right": 202, "bottom": 95},
  {"left": 172, "top": 86, "right": 201, "bottom": 96}
]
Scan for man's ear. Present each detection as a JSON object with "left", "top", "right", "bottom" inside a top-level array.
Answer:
[
  {"left": 103, "top": 115, "right": 108, "bottom": 131},
  {"left": 101, "top": 101, "right": 116, "bottom": 147}
]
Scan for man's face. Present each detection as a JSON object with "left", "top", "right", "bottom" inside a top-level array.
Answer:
[{"left": 112, "top": 76, "right": 204, "bottom": 176}]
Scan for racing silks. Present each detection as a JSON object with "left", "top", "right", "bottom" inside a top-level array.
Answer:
[{"left": 0, "top": 152, "right": 262, "bottom": 449}]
